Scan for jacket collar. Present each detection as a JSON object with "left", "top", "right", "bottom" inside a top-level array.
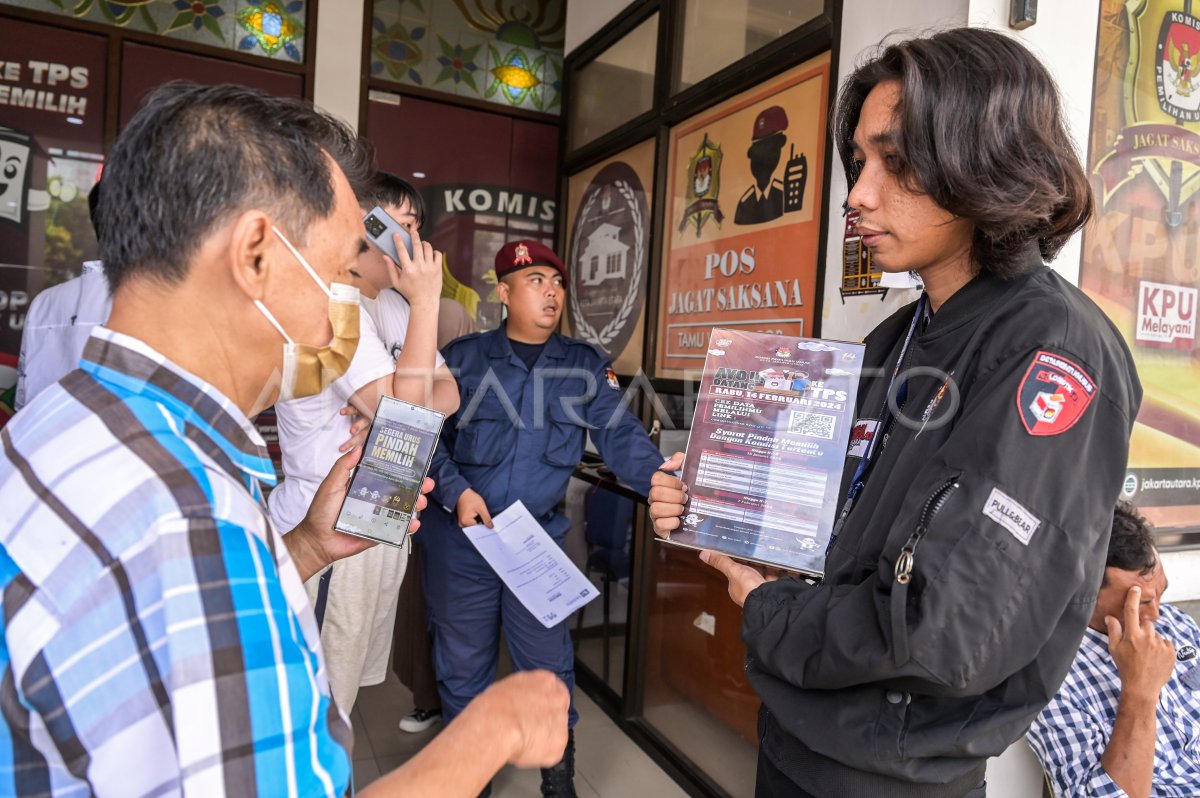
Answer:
[{"left": 921, "top": 246, "right": 1043, "bottom": 339}]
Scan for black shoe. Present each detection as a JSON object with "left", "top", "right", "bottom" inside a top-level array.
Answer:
[
  {"left": 398, "top": 707, "right": 442, "bottom": 733},
  {"left": 540, "top": 729, "right": 576, "bottom": 797}
]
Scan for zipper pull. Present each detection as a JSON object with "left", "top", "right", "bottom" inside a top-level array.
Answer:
[
  {"left": 894, "top": 527, "right": 923, "bottom": 585},
  {"left": 891, "top": 479, "right": 958, "bottom": 666},
  {"left": 893, "top": 480, "right": 958, "bottom": 585}
]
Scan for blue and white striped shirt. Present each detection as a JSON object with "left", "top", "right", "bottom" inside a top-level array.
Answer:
[
  {"left": 1027, "top": 603, "right": 1200, "bottom": 797},
  {"left": 0, "top": 328, "right": 352, "bottom": 796}
]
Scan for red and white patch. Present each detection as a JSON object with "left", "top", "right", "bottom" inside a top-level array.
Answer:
[
  {"left": 1016, "top": 351, "right": 1096, "bottom": 436},
  {"left": 605, "top": 367, "right": 620, "bottom": 391},
  {"left": 847, "top": 418, "right": 879, "bottom": 458}
]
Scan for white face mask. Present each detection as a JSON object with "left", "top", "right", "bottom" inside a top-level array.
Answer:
[{"left": 255, "top": 226, "right": 361, "bottom": 401}]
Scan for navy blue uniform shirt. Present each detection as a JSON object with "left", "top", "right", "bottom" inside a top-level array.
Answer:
[{"left": 430, "top": 325, "right": 663, "bottom": 534}]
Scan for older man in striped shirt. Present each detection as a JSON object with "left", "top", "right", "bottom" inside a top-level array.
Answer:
[{"left": 0, "top": 83, "right": 567, "bottom": 797}]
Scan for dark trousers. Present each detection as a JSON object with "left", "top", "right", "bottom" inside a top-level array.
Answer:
[
  {"left": 754, "top": 750, "right": 986, "bottom": 798},
  {"left": 391, "top": 538, "right": 441, "bottom": 710},
  {"left": 755, "top": 753, "right": 819, "bottom": 798},
  {"left": 421, "top": 505, "right": 578, "bottom": 726}
]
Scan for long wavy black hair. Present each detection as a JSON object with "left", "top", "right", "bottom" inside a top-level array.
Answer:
[{"left": 835, "top": 28, "right": 1094, "bottom": 279}]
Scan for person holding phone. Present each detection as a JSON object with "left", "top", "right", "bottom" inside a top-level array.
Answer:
[
  {"left": 0, "top": 82, "right": 568, "bottom": 798},
  {"left": 268, "top": 172, "right": 459, "bottom": 714}
]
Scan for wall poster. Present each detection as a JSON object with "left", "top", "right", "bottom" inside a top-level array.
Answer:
[
  {"left": 563, "top": 138, "right": 654, "bottom": 374},
  {"left": 1084, "top": 0, "right": 1200, "bottom": 538},
  {"left": 655, "top": 53, "right": 830, "bottom": 379}
]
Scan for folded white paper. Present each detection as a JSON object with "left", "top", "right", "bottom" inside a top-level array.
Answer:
[{"left": 462, "top": 500, "right": 599, "bottom": 628}]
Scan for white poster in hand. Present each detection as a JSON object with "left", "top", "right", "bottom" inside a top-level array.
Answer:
[{"left": 461, "top": 500, "right": 599, "bottom": 628}]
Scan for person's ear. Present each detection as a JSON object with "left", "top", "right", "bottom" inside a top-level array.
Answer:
[
  {"left": 496, "top": 278, "right": 510, "bottom": 306},
  {"left": 227, "top": 210, "right": 275, "bottom": 300}
]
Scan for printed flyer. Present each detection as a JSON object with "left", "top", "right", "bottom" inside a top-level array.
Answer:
[
  {"left": 336, "top": 396, "right": 444, "bottom": 547},
  {"left": 669, "top": 329, "right": 864, "bottom": 574}
]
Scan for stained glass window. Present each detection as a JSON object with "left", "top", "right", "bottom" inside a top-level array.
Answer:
[
  {"left": 1, "top": 0, "right": 307, "bottom": 63},
  {"left": 371, "top": 0, "right": 564, "bottom": 115}
]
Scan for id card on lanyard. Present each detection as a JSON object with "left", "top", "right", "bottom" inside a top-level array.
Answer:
[{"left": 826, "top": 294, "right": 929, "bottom": 555}]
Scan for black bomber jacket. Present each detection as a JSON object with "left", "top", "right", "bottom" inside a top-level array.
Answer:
[{"left": 742, "top": 257, "right": 1143, "bottom": 795}]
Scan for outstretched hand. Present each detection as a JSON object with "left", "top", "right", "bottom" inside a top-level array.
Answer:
[
  {"left": 475, "top": 671, "right": 570, "bottom": 768},
  {"left": 287, "top": 445, "right": 433, "bottom": 582}
]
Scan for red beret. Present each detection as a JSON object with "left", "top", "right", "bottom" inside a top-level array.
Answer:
[
  {"left": 752, "top": 105, "right": 788, "bottom": 140},
  {"left": 495, "top": 239, "right": 566, "bottom": 281}
]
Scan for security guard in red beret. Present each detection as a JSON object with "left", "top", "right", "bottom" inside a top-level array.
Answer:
[
  {"left": 422, "top": 239, "right": 665, "bottom": 797},
  {"left": 735, "top": 104, "right": 789, "bottom": 226}
]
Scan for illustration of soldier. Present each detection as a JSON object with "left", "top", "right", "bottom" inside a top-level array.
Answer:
[{"left": 734, "top": 106, "right": 808, "bottom": 226}]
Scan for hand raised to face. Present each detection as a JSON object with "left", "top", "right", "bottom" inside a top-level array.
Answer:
[{"left": 1106, "top": 585, "right": 1176, "bottom": 702}]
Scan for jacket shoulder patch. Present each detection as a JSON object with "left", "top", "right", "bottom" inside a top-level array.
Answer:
[{"left": 1016, "top": 350, "right": 1096, "bottom": 436}]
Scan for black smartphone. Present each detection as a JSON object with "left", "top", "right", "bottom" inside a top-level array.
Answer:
[
  {"left": 363, "top": 205, "right": 415, "bottom": 267},
  {"left": 335, "top": 396, "right": 444, "bottom": 547}
]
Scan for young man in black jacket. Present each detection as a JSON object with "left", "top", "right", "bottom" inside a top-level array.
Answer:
[{"left": 649, "top": 28, "right": 1143, "bottom": 798}]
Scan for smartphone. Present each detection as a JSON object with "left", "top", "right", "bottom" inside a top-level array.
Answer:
[
  {"left": 363, "top": 205, "right": 415, "bottom": 266},
  {"left": 335, "top": 396, "right": 444, "bottom": 547}
]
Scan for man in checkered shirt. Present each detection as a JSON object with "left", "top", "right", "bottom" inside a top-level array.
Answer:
[
  {"left": 0, "top": 83, "right": 567, "bottom": 797},
  {"left": 1028, "top": 501, "right": 1200, "bottom": 796}
]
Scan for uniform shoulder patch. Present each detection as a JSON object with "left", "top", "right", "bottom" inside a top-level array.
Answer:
[
  {"left": 1016, "top": 351, "right": 1096, "bottom": 436},
  {"left": 605, "top": 367, "right": 620, "bottom": 391}
]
